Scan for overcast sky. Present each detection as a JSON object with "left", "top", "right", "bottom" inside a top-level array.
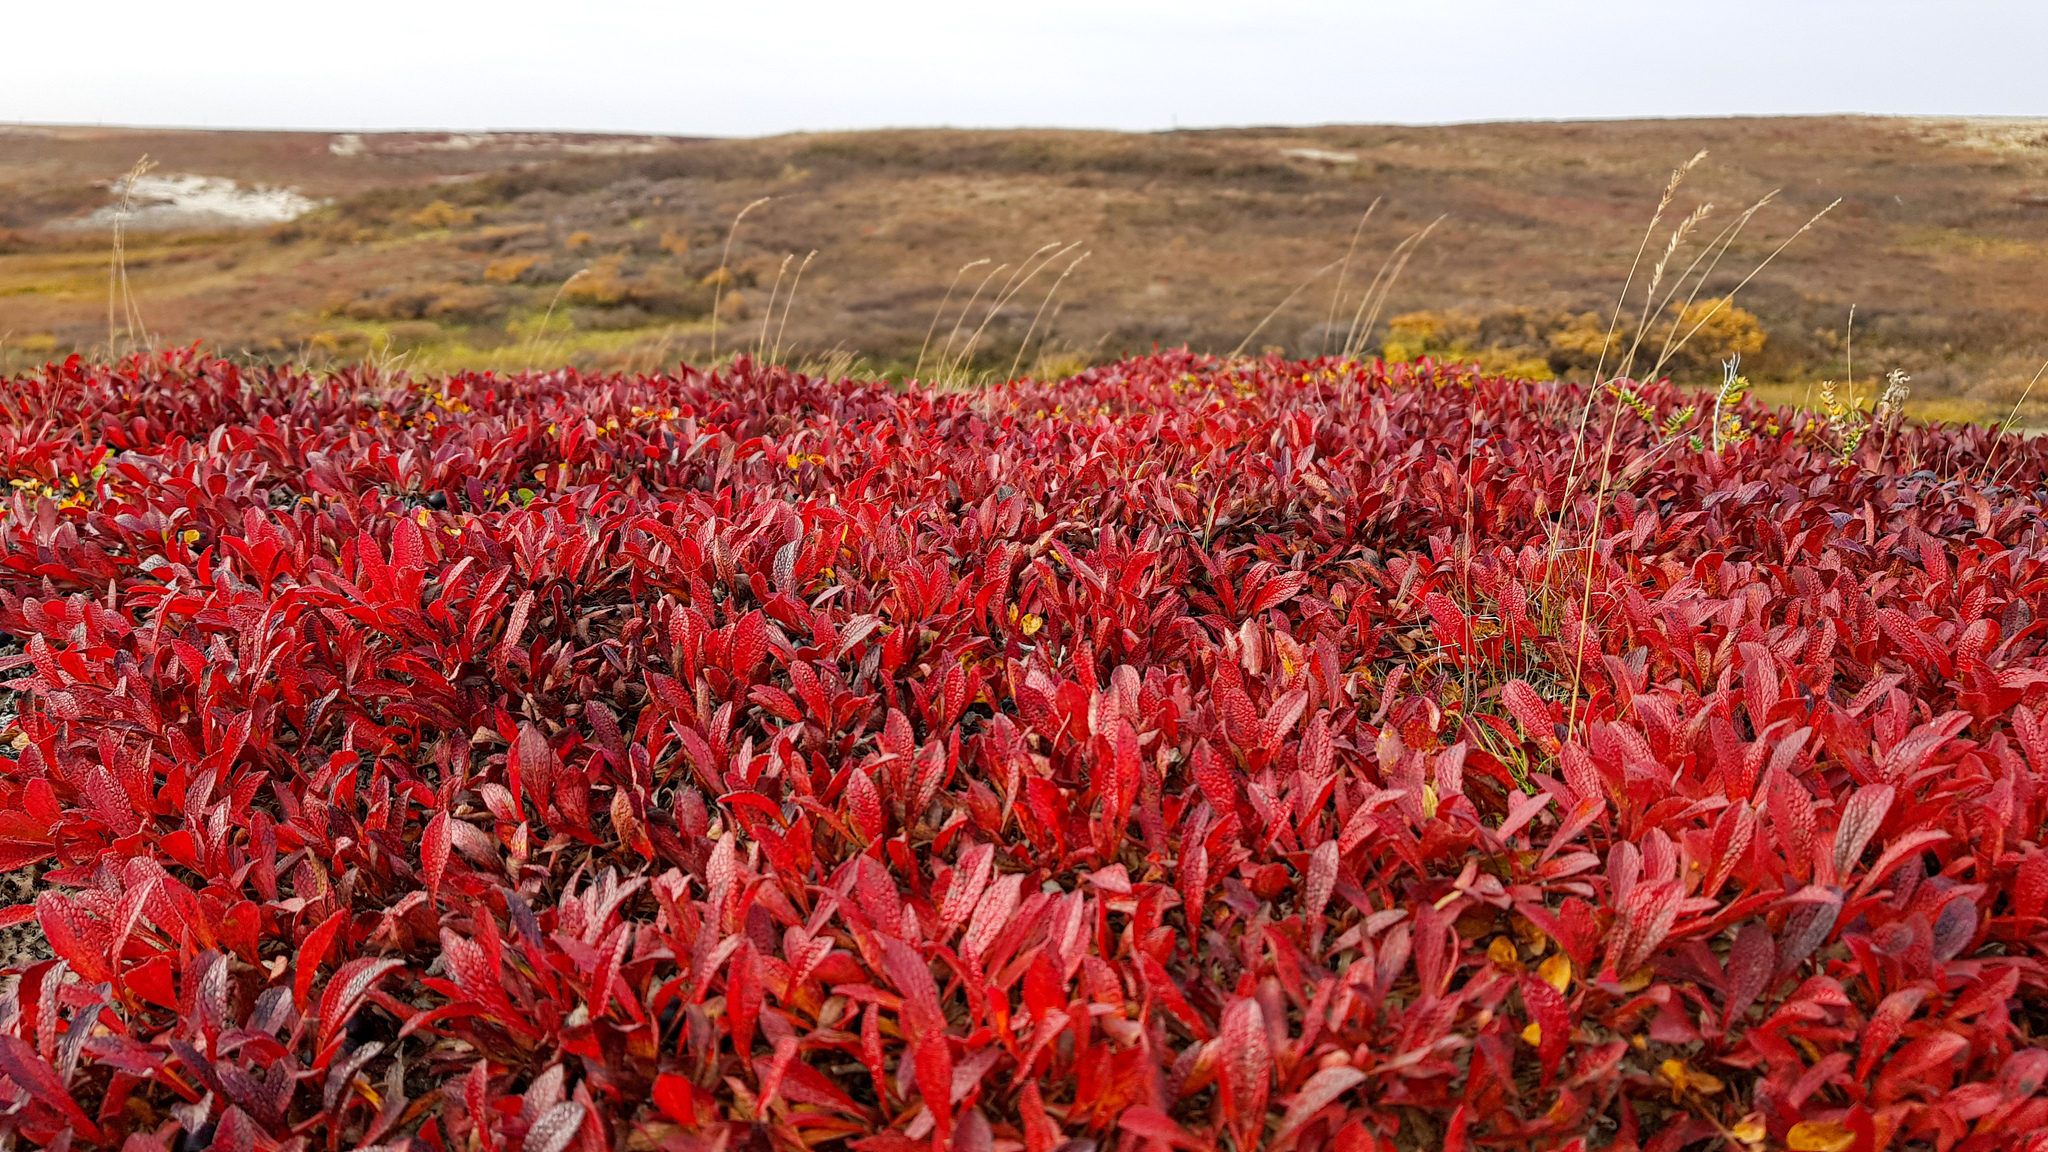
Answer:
[{"left": 8, "top": 0, "right": 2043, "bottom": 135}]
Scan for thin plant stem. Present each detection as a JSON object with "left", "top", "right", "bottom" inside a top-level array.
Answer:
[
  {"left": 1340, "top": 216, "right": 1445, "bottom": 361},
  {"left": 525, "top": 268, "right": 590, "bottom": 373},
  {"left": 1845, "top": 303, "right": 1857, "bottom": 411},
  {"left": 1983, "top": 356, "right": 2048, "bottom": 485},
  {"left": 1234, "top": 260, "right": 1344, "bottom": 359},
  {"left": 1009, "top": 251, "right": 1090, "bottom": 380},
  {"left": 1553, "top": 152, "right": 1707, "bottom": 561},
  {"left": 1322, "top": 199, "right": 1381, "bottom": 357},
  {"left": 1655, "top": 200, "right": 1839, "bottom": 377},
  {"left": 951, "top": 243, "right": 1077, "bottom": 380},
  {"left": 708, "top": 197, "right": 770, "bottom": 362},
  {"left": 755, "top": 253, "right": 794, "bottom": 363},
  {"left": 916, "top": 258, "right": 990, "bottom": 380},
  {"left": 772, "top": 251, "right": 818, "bottom": 365},
  {"left": 938, "top": 262, "right": 1011, "bottom": 380},
  {"left": 1644, "top": 195, "right": 1776, "bottom": 373},
  {"left": 107, "top": 155, "right": 158, "bottom": 357}
]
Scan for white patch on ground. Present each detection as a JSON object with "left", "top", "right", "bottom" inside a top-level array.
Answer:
[
  {"left": 327, "top": 131, "right": 670, "bottom": 157},
  {"left": 56, "top": 174, "right": 326, "bottom": 230},
  {"left": 1280, "top": 147, "right": 1358, "bottom": 164}
]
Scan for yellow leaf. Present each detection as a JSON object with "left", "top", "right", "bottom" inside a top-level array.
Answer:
[
  {"left": 1618, "top": 966, "right": 1654, "bottom": 992},
  {"left": 1487, "top": 937, "right": 1520, "bottom": 969},
  {"left": 1538, "top": 954, "right": 1571, "bottom": 993},
  {"left": 1020, "top": 614, "right": 1042, "bottom": 636},
  {"left": 1422, "top": 784, "right": 1439, "bottom": 818},
  {"left": 182, "top": 529, "right": 200, "bottom": 545},
  {"left": 1658, "top": 1059, "right": 1687, "bottom": 1092},
  {"left": 1731, "top": 1115, "right": 1766, "bottom": 1143},
  {"left": 1786, "top": 1121, "right": 1854, "bottom": 1152},
  {"left": 1520, "top": 1022, "right": 1541, "bottom": 1045}
]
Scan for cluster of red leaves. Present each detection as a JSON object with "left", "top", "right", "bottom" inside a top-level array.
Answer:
[{"left": 4, "top": 347, "right": 2048, "bottom": 1152}]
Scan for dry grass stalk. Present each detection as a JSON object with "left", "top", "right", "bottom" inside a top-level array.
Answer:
[
  {"left": 916, "top": 259, "right": 991, "bottom": 380},
  {"left": 947, "top": 242, "right": 1080, "bottom": 383},
  {"left": 524, "top": 267, "right": 591, "bottom": 373},
  {"left": 1010, "top": 250, "right": 1090, "bottom": 380},
  {"left": 1540, "top": 151, "right": 1839, "bottom": 737},
  {"left": 1232, "top": 260, "right": 1344, "bottom": 359},
  {"left": 936, "top": 261, "right": 1014, "bottom": 377},
  {"left": 107, "top": 155, "right": 158, "bottom": 357},
  {"left": 756, "top": 254, "right": 796, "bottom": 363},
  {"left": 708, "top": 197, "right": 771, "bottom": 362},
  {"left": 1981, "top": 356, "right": 2048, "bottom": 484},
  {"left": 1339, "top": 215, "right": 1445, "bottom": 361},
  {"left": 1643, "top": 196, "right": 1777, "bottom": 372},
  {"left": 1560, "top": 149, "right": 1707, "bottom": 468},
  {"left": 771, "top": 251, "right": 818, "bottom": 366},
  {"left": 1321, "top": 199, "right": 1382, "bottom": 357}
]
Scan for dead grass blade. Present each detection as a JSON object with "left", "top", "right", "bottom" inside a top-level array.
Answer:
[
  {"left": 1009, "top": 251, "right": 1090, "bottom": 380},
  {"left": 1338, "top": 215, "right": 1445, "bottom": 361},
  {"left": 708, "top": 197, "right": 771, "bottom": 362},
  {"left": 916, "top": 258, "right": 990, "bottom": 380}
]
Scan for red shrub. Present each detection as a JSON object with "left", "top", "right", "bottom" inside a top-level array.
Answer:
[{"left": 2, "top": 346, "right": 2048, "bottom": 1151}]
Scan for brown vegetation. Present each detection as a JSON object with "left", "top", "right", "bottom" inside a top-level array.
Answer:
[{"left": 3, "top": 118, "right": 2047, "bottom": 410}]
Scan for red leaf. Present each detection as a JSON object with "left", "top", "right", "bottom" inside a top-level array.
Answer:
[
  {"left": 524, "top": 1101, "right": 589, "bottom": 1152},
  {"left": 1248, "top": 571, "right": 1306, "bottom": 617},
  {"left": 1501, "top": 680, "right": 1553, "bottom": 745},
  {"left": 1724, "top": 920, "right": 1775, "bottom": 1028},
  {"left": 653, "top": 1071, "right": 697, "bottom": 1125},
  {"left": 846, "top": 769, "right": 885, "bottom": 843},
  {"left": 1192, "top": 741, "right": 1238, "bottom": 814},
  {"left": 1606, "top": 879, "right": 1683, "bottom": 978},
  {"left": 881, "top": 936, "right": 944, "bottom": 1038},
  {"left": 1273, "top": 1066, "right": 1364, "bottom": 1145},
  {"left": 315, "top": 957, "right": 407, "bottom": 1067},
  {"left": 423, "top": 809, "right": 452, "bottom": 896},
  {"left": 731, "top": 610, "right": 768, "bottom": 677},
  {"left": 728, "top": 942, "right": 763, "bottom": 1057},
  {"left": 940, "top": 842, "right": 994, "bottom": 935},
  {"left": 1122, "top": 1105, "right": 1213, "bottom": 1151},
  {"left": 1304, "top": 839, "right": 1339, "bottom": 948},
  {"left": 913, "top": 1032, "right": 954, "bottom": 1145},
  {"left": 0, "top": 1035, "right": 100, "bottom": 1140},
  {"left": 1219, "top": 997, "right": 1272, "bottom": 1139},
  {"left": 1832, "top": 784, "right": 1894, "bottom": 877},
  {"left": 296, "top": 907, "right": 349, "bottom": 1012},
  {"left": 494, "top": 589, "right": 534, "bottom": 671}
]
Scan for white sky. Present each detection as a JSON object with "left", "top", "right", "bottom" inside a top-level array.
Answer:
[{"left": 6, "top": 0, "right": 2044, "bottom": 135}]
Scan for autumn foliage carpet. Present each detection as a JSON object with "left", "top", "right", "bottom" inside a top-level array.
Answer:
[{"left": 5, "top": 349, "right": 2048, "bottom": 1152}]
